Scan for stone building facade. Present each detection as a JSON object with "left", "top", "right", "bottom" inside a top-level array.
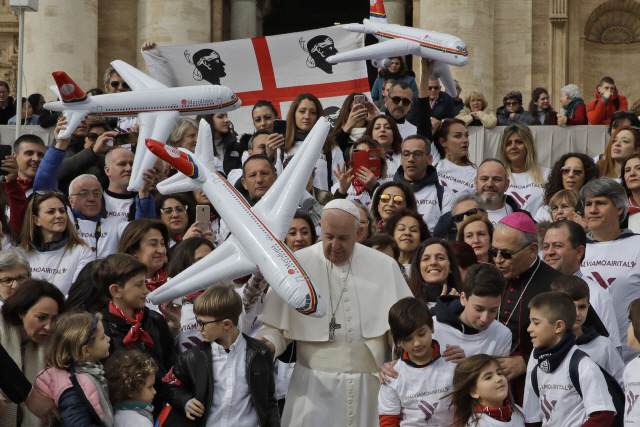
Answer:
[{"left": 6, "top": 0, "right": 640, "bottom": 111}]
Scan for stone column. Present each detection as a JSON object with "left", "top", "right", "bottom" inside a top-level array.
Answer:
[
  {"left": 24, "top": 0, "right": 98, "bottom": 101},
  {"left": 98, "top": 0, "right": 137, "bottom": 89},
  {"left": 212, "top": 0, "right": 224, "bottom": 42},
  {"left": 137, "top": 0, "right": 211, "bottom": 70},
  {"left": 230, "top": 0, "right": 257, "bottom": 40},
  {"left": 384, "top": 0, "right": 406, "bottom": 25},
  {"left": 412, "top": 0, "right": 421, "bottom": 86},
  {"left": 421, "top": 0, "right": 495, "bottom": 106},
  {"left": 549, "top": 0, "right": 569, "bottom": 102}
]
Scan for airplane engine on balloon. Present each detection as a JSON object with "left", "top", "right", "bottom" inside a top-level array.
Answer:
[{"left": 371, "top": 57, "right": 392, "bottom": 68}]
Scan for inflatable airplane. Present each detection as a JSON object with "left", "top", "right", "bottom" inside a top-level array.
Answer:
[
  {"left": 326, "top": 0, "right": 468, "bottom": 96},
  {"left": 146, "top": 118, "right": 330, "bottom": 318},
  {"left": 44, "top": 60, "right": 241, "bottom": 192}
]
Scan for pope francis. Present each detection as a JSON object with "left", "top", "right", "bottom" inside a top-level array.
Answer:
[{"left": 258, "top": 199, "right": 413, "bottom": 427}]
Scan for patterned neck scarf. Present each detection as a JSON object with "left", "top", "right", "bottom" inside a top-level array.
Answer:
[
  {"left": 145, "top": 268, "right": 167, "bottom": 293},
  {"left": 16, "top": 177, "right": 33, "bottom": 193},
  {"left": 629, "top": 196, "right": 640, "bottom": 215},
  {"left": 476, "top": 399, "right": 513, "bottom": 422},
  {"left": 108, "top": 302, "right": 154, "bottom": 349}
]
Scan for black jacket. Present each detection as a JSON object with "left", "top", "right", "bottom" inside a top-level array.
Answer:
[
  {"left": 496, "top": 105, "right": 535, "bottom": 126},
  {"left": 222, "top": 139, "right": 246, "bottom": 177},
  {"left": 163, "top": 334, "right": 280, "bottom": 427},
  {"left": 429, "top": 91, "right": 456, "bottom": 121},
  {"left": 101, "top": 306, "right": 176, "bottom": 417},
  {"left": 56, "top": 139, "right": 108, "bottom": 196}
]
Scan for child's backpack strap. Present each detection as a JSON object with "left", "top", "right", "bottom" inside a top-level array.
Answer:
[
  {"left": 68, "top": 367, "right": 103, "bottom": 425},
  {"left": 568, "top": 349, "right": 587, "bottom": 398},
  {"left": 531, "top": 363, "right": 540, "bottom": 397},
  {"left": 436, "top": 184, "right": 444, "bottom": 211}
]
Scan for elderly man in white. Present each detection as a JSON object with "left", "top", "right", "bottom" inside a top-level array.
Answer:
[{"left": 257, "top": 199, "right": 412, "bottom": 427}]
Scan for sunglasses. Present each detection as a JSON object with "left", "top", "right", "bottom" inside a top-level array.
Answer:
[
  {"left": 488, "top": 243, "right": 531, "bottom": 260},
  {"left": 505, "top": 101, "right": 519, "bottom": 106},
  {"left": 110, "top": 81, "right": 130, "bottom": 90},
  {"left": 380, "top": 193, "right": 405, "bottom": 205},
  {"left": 452, "top": 208, "right": 486, "bottom": 223},
  {"left": 561, "top": 166, "right": 584, "bottom": 175},
  {"left": 390, "top": 96, "right": 411, "bottom": 106},
  {"left": 428, "top": 86, "right": 441, "bottom": 91},
  {"left": 195, "top": 317, "right": 224, "bottom": 329}
]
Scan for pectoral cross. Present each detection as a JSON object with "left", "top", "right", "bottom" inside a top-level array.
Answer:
[{"left": 329, "top": 316, "right": 341, "bottom": 341}]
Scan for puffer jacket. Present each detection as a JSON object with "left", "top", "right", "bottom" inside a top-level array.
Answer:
[
  {"left": 496, "top": 105, "right": 535, "bottom": 126},
  {"left": 163, "top": 334, "right": 280, "bottom": 427},
  {"left": 34, "top": 366, "right": 106, "bottom": 427},
  {"left": 586, "top": 86, "right": 629, "bottom": 125},
  {"left": 456, "top": 107, "right": 497, "bottom": 128}
]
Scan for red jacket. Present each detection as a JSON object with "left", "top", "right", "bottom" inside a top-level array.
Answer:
[{"left": 586, "top": 86, "right": 628, "bottom": 125}]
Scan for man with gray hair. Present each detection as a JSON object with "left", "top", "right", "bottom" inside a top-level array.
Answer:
[
  {"left": 491, "top": 212, "right": 562, "bottom": 397},
  {"left": 257, "top": 199, "right": 412, "bottom": 426},
  {"left": 433, "top": 193, "right": 487, "bottom": 239},
  {"left": 579, "top": 177, "right": 640, "bottom": 363},
  {"left": 0, "top": 247, "right": 30, "bottom": 307}
]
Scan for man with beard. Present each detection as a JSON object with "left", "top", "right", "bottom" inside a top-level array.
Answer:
[
  {"left": 189, "top": 48, "right": 226, "bottom": 85},
  {"left": 474, "top": 158, "right": 532, "bottom": 226}
]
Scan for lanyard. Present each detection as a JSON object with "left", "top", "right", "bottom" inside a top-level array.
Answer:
[{"left": 75, "top": 217, "right": 102, "bottom": 258}]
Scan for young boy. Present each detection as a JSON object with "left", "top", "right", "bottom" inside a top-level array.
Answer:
[
  {"left": 433, "top": 263, "right": 512, "bottom": 357},
  {"left": 550, "top": 275, "right": 624, "bottom": 386},
  {"left": 378, "top": 297, "right": 455, "bottom": 427},
  {"left": 163, "top": 285, "right": 280, "bottom": 427},
  {"left": 523, "top": 292, "right": 616, "bottom": 427},
  {"left": 93, "top": 253, "right": 176, "bottom": 416}
]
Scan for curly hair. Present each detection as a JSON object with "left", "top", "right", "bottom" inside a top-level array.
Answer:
[
  {"left": 104, "top": 350, "right": 158, "bottom": 404},
  {"left": 543, "top": 152, "right": 600, "bottom": 205}
]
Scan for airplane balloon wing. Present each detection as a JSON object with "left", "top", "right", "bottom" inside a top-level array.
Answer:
[
  {"left": 110, "top": 60, "right": 168, "bottom": 91},
  {"left": 327, "top": 38, "right": 421, "bottom": 65},
  {"left": 127, "top": 110, "right": 179, "bottom": 192},
  {"left": 58, "top": 110, "right": 91, "bottom": 140},
  {"left": 433, "top": 61, "right": 456, "bottom": 100}
]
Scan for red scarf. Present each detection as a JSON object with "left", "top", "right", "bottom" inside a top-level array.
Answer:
[
  {"left": 352, "top": 177, "right": 367, "bottom": 196},
  {"left": 16, "top": 177, "right": 33, "bottom": 194},
  {"left": 146, "top": 268, "right": 167, "bottom": 293},
  {"left": 629, "top": 196, "right": 640, "bottom": 215},
  {"left": 108, "top": 302, "right": 155, "bottom": 349},
  {"left": 476, "top": 399, "right": 513, "bottom": 422}
]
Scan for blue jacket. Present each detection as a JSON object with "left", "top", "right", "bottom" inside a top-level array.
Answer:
[
  {"left": 371, "top": 74, "right": 418, "bottom": 101},
  {"left": 58, "top": 386, "right": 104, "bottom": 427},
  {"left": 34, "top": 146, "right": 155, "bottom": 220},
  {"left": 8, "top": 114, "right": 39, "bottom": 125}
]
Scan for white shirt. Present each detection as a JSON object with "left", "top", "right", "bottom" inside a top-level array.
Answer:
[
  {"left": 277, "top": 142, "right": 344, "bottom": 192},
  {"left": 505, "top": 168, "right": 550, "bottom": 216},
  {"left": 213, "top": 138, "right": 225, "bottom": 163},
  {"left": 435, "top": 158, "right": 477, "bottom": 196},
  {"left": 27, "top": 243, "right": 94, "bottom": 295},
  {"left": 474, "top": 410, "right": 525, "bottom": 427},
  {"left": 103, "top": 191, "right": 134, "bottom": 222},
  {"left": 432, "top": 318, "right": 512, "bottom": 357},
  {"left": 624, "top": 356, "right": 640, "bottom": 425},
  {"left": 75, "top": 217, "right": 128, "bottom": 258},
  {"left": 411, "top": 181, "right": 453, "bottom": 233},
  {"left": 205, "top": 333, "right": 259, "bottom": 427},
  {"left": 113, "top": 409, "right": 152, "bottom": 427},
  {"left": 384, "top": 152, "right": 402, "bottom": 181},
  {"left": 486, "top": 200, "right": 514, "bottom": 226},
  {"left": 523, "top": 345, "right": 616, "bottom": 426},
  {"left": 577, "top": 334, "right": 625, "bottom": 387},
  {"left": 577, "top": 271, "right": 621, "bottom": 349}
]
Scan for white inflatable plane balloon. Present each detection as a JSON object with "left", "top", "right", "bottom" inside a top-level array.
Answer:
[
  {"left": 44, "top": 60, "right": 241, "bottom": 192},
  {"left": 326, "top": 0, "right": 468, "bottom": 96},
  {"left": 146, "top": 118, "right": 330, "bottom": 318}
]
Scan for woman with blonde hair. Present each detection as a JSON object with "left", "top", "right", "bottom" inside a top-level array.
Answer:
[
  {"left": 166, "top": 117, "right": 199, "bottom": 152},
  {"left": 499, "top": 123, "right": 550, "bottom": 215},
  {"left": 456, "top": 91, "right": 497, "bottom": 128},
  {"left": 20, "top": 191, "right": 93, "bottom": 295},
  {"left": 598, "top": 126, "right": 640, "bottom": 179},
  {"left": 548, "top": 189, "right": 579, "bottom": 222}
]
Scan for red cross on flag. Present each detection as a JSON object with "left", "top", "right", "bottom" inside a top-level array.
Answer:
[{"left": 142, "top": 26, "right": 370, "bottom": 134}]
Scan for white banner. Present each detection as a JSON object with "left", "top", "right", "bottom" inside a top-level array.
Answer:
[{"left": 142, "top": 26, "right": 371, "bottom": 134}]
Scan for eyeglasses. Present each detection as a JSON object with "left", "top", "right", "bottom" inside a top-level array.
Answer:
[
  {"left": 551, "top": 204, "right": 572, "bottom": 213},
  {"left": 0, "top": 274, "right": 30, "bottom": 287},
  {"left": 380, "top": 193, "right": 404, "bottom": 205},
  {"left": 401, "top": 150, "right": 427, "bottom": 159},
  {"left": 359, "top": 220, "right": 369, "bottom": 225},
  {"left": 428, "top": 86, "right": 441, "bottom": 91},
  {"left": 560, "top": 166, "right": 584, "bottom": 175},
  {"left": 452, "top": 208, "right": 486, "bottom": 223},
  {"left": 488, "top": 243, "right": 531, "bottom": 260},
  {"left": 505, "top": 101, "right": 519, "bottom": 106},
  {"left": 71, "top": 190, "right": 102, "bottom": 199},
  {"left": 195, "top": 317, "right": 224, "bottom": 329},
  {"left": 0, "top": 90, "right": 9, "bottom": 95},
  {"left": 86, "top": 132, "right": 100, "bottom": 142},
  {"left": 390, "top": 96, "right": 412, "bottom": 106},
  {"left": 110, "top": 81, "right": 130, "bottom": 90},
  {"left": 160, "top": 206, "right": 187, "bottom": 215}
]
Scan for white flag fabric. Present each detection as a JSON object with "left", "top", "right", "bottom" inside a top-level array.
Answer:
[{"left": 142, "top": 26, "right": 371, "bottom": 134}]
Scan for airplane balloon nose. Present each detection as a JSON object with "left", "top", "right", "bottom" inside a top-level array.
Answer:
[{"left": 146, "top": 139, "right": 202, "bottom": 180}]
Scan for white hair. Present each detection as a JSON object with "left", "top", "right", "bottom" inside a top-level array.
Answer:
[
  {"left": 69, "top": 174, "right": 101, "bottom": 196},
  {"left": 560, "top": 84, "right": 581, "bottom": 100}
]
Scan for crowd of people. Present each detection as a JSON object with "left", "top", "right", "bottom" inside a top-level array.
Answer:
[{"left": 0, "top": 48, "right": 638, "bottom": 427}]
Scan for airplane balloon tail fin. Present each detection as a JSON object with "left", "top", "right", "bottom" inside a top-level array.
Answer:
[
  {"left": 51, "top": 72, "right": 87, "bottom": 103},
  {"left": 370, "top": 0, "right": 388, "bottom": 24}
]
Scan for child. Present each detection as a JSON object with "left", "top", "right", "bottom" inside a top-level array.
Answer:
[
  {"left": 378, "top": 297, "right": 456, "bottom": 427},
  {"left": 104, "top": 350, "right": 158, "bottom": 427},
  {"left": 550, "top": 275, "right": 624, "bottom": 386},
  {"left": 523, "top": 292, "right": 616, "bottom": 427},
  {"left": 625, "top": 298, "right": 640, "bottom": 425},
  {"left": 34, "top": 311, "right": 114, "bottom": 426},
  {"left": 448, "top": 354, "right": 524, "bottom": 427},
  {"left": 163, "top": 285, "right": 280, "bottom": 426},
  {"left": 433, "top": 264, "right": 512, "bottom": 357},
  {"left": 92, "top": 253, "right": 176, "bottom": 415}
]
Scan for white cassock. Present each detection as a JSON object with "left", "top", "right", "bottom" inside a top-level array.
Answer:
[{"left": 258, "top": 242, "right": 412, "bottom": 427}]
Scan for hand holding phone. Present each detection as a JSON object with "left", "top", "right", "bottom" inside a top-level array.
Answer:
[
  {"left": 196, "top": 205, "right": 210, "bottom": 232},
  {"left": 273, "top": 119, "right": 287, "bottom": 140}
]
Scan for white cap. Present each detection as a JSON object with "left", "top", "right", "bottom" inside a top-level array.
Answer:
[{"left": 323, "top": 199, "right": 360, "bottom": 219}]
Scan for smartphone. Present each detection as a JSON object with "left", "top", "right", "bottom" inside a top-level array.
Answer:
[
  {"left": 354, "top": 94, "right": 366, "bottom": 106},
  {"left": 273, "top": 119, "right": 287, "bottom": 140},
  {"left": 349, "top": 149, "right": 381, "bottom": 178},
  {"left": 196, "top": 205, "right": 210, "bottom": 232},
  {"left": 0, "top": 145, "right": 12, "bottom": 176}
]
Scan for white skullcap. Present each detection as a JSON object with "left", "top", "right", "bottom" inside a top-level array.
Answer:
[{"left": 323, "top": 199, "right": 360, "bottom": 219}]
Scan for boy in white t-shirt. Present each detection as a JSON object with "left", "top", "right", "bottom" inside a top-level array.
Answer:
[
  {"left": 550, "top": 276, "right": 624, "bottom": 386},
  {"left": 433, "top": 263, "right": 512, "bottom": 357},
  {"left": 378, "top": 297, "right": 456, "bottom": 427},
  {"left": 523, "top": 292, "right": 616, "bottom": 427},
  {"left": 624, "top": 298, "right": 640, "bottom": 425}
]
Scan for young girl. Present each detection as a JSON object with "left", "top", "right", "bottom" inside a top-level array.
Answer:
[
  {"left": 625, "top": 298, "right": 640, "bottom": 425},
  {"left": 34, "top": 311, "right": 114, "bottom": 426},
  {"left": 449, "top": 354, "right": 524, "bottom": 427},
  {"left": 104, "top": 350, "right": 158, "bottom": 427}
]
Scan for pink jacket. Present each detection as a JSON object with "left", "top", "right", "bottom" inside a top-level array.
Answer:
[{"left": 34, "top": 366, "right": 105, "bottom": 421}]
